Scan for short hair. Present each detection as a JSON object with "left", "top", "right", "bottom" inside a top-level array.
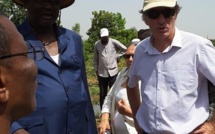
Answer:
[
  {"left": 0, "top": 11, "right": 12, "bottom": 66},
  {"left": 138, "top": 29, "right": 151, "bottom": 41}
]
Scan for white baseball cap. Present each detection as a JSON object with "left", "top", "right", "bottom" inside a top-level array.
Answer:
[
  {"left": 142, "top": 0, "right": 177, "bottom": 12},
  {"left": 131, "top": 38, "right": 140, "bottom": 44},
  {"left": 100, "top": 28, "right": 109, "bottom": 37}
]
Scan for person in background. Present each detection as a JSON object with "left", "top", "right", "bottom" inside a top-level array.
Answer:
[
  {"left": 11, "top": 0, "right": 97, "bottom": 134},
  {"left": 208, "top": 80, "right": 215, "bottom": 119},
  {"left": 127, "top": 0, "right": 215, "bottom": 133},
  {"left": 131, "top": 38, "right": 140, "bottom": 45},
  {"left": 137, "top": 29, "right": 151, "bottom": 41},
  {"left": 0, "top": 11, "right": 44, "bottom": 134},
  {"left": 98, "top": 44, "right": 139, "bottom": 134},
  {"left": 94, "top": 28, "right": 127, "bottom": 109}
]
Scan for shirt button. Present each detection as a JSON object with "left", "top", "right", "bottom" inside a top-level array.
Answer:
[
  {"left": 24, "top": 125, "right": 29, "bottom": 129},
  {"left": 68, "top": 129, "right": 72, "bottom": 134},
  {"left": 59, "top": 70, "right": 62, "bottom": 74},
  {"left": 68, "top": 107, "right": 72, "bottom": 112},
  {"left": 65, "top": 88, "right": 69, "bottom": 92}
]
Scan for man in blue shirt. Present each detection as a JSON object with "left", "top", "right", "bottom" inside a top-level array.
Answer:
[{"left": 11, "top": 0, "right": 97, "bottom": 134}]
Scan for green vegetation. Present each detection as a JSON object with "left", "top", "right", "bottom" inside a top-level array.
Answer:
[
  {"left": 2, "top": 2, "right": 215, "bottom": 106},
  {"left": 211, "top": 39, "right": 215, "bottom": 46},
  {"left": 0, "top": 0, "right": 25, "bottom": 26}
]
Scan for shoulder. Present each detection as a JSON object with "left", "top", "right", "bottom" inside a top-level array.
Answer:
[
  {"left": 179, "top": 29, "right": 212, "bottom": 46},
  {"left": 94, "top": 40, "right": 101, "bottom": 46},
  {"left": 136, "top": 37, "right": 151, "bottom": 52},
  {"left": 110, "top": 38, "right": 121, "bottom": 43},
  {"left": 120, "top": 67, "right": 128, "bottom": 73},
  {"left": 58, "top": 27, "right": 81, "bottom": 39},
  {"left": 118, "top": 67, "right": 128, "bottom": 76},
  {"left": 17, "top": 20, "right": 31, "bottom": 35}
]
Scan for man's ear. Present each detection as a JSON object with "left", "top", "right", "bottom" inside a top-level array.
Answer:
[{"left": 0, "top": 68, "right": 8, "bottom": 103}]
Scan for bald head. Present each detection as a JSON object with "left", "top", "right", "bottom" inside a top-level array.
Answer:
[
  {"left": 126, "top": 44, "right": 137, "bottom": 52},
  {"left": 0, "top": 12, "right": 11, "bottom": 61},
  {"left": 0, "top": 11, "right": 37, "bottom": 125}
]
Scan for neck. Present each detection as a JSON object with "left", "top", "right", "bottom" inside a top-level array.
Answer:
[
  {"left": 0, "top": 117, "right": 11, "bottom": 134},
  {"left": 151, "top": 30, "right": 175, "bottom": 53},
  {"left": 28, "top": 21, "right": 57, "bottom": 46},
  {"left": 31, "top": 24, "right": 56, "bottom": 35},
  {"left": 27, "top": 18, "right": 56, "bottom": 34}
]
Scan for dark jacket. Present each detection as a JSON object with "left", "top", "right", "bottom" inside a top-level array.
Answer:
[{"left": 11, "top": 20, "right": 97, "bottom": 134}]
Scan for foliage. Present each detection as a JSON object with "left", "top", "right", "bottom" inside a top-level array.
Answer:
[
  {"left": 114, "top": 27, "right": 138, "bottom": 45},
  {"left": 0, "top": 0, "right": 26, "bottom": 26},
  {"left": 1, "top": 0, "right": 62, "bottom": 26},
  {"left": 71, "top": 23, "right": 80, "bottom": 35},
  {"left": 211, "top": 39, "right": 215, "bottom": 46},
  {"left": 86, "top": 10, "right": 138, "bottom": 53}
]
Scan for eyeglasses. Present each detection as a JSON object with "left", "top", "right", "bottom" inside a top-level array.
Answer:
[
  {"left": 145, "top": 8, "right": 175, "bottom": 19},
  {"left": 0, "top": 47, "right": 45, "bottom": 61},
  {"left": 123, "top": 54, "right": 134, "bottom": 59}
]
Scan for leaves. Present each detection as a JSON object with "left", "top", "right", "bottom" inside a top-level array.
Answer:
[
  {"left": 211, "top": 39, "right": 215, "bottom": 46},
  {"left": 0, "top": 0, "right": 26, "bottom": 26},
  {"left": 85, "top": 10, "right": 138, "bottom": 53},
  {"left": 72, "top": 23, "right": 80, "bottom": 35}
]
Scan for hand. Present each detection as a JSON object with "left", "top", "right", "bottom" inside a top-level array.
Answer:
[
  {"left": 190, "top": 122, "right": 215, "bottom": 134},
  {"left": 117, "top": 99, "right": 132, "bottom": 117},
  {"left": 97, "top": 119, "right": 111, "bottom": 134},
  {"left": 13, "top": 129, "right": 30, "bottom": 134}
]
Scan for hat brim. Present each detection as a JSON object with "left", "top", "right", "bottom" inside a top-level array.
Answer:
[
  {"left": 143, "top": 1, "right": 176, "bottom": 12},
  {"left": 13, "top": 0, "right": 75, "bottom": 9}
]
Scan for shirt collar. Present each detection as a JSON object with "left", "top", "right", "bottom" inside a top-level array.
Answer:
[{"left": 143, "top": 27, "right": 182, "bottom": 54}]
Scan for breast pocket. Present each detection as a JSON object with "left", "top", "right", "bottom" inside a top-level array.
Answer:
[
  {"left": 168, "top": 65, "right": 195, "bottom": 90},
  {"left": 62, "top": 55, "right": 82, "bottom": 84}
]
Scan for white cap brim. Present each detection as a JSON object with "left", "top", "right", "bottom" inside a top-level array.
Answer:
[{"left": 143, "top": 1, "right": 176, "bottom": 12}]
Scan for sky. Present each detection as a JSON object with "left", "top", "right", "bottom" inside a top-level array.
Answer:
[{"left": 61, "top": 0, "right": 215, "bottom": 40}]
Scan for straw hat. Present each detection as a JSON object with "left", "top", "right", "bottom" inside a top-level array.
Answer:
[{"left": 12, "top": 0, "right": 75, "bottom": 9}]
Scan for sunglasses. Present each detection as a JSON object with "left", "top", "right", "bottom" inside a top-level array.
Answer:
[
  {"left": 123, "top": 54, "right": 134, "bottom": 59},
  {"left": 146, "top": 8, "right": 175, "bottom": 19}
]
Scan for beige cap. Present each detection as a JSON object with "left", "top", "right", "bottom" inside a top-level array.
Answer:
[{"left": 142, "top": 0, "right": 176, "bottom": 12}]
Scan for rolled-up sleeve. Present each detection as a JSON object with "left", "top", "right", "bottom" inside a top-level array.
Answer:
[{"left": 10, "top": 122, "right": 23, "bottom": 134}]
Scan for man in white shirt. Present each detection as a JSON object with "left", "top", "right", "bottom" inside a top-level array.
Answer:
[
  {"left": 127, "top": 0, "right": 215, "bottom": 133},
  {"left": 94, "top": 28, "right": 127, "bottom": 109}
]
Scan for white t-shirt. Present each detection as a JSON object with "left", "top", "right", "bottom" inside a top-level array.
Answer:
[{"left": 51, "top": 54, "right": 61, "bottom": 66}]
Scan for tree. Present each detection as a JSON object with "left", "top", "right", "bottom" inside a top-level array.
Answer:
[
  {"left": 0, "top": 0, "right": 26, "bottom": 26},
  {"left": 72, "top": 23, "right": 80, "bottom": 35},
  {"left": 210, "top": 39, "right": 215, "bottom": 46},
  {"left": 114, "top": 27, "right": 138, "bottom": 45},
  {"left": 86, "top": 10, "right": 137, "bottom": 53}
]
